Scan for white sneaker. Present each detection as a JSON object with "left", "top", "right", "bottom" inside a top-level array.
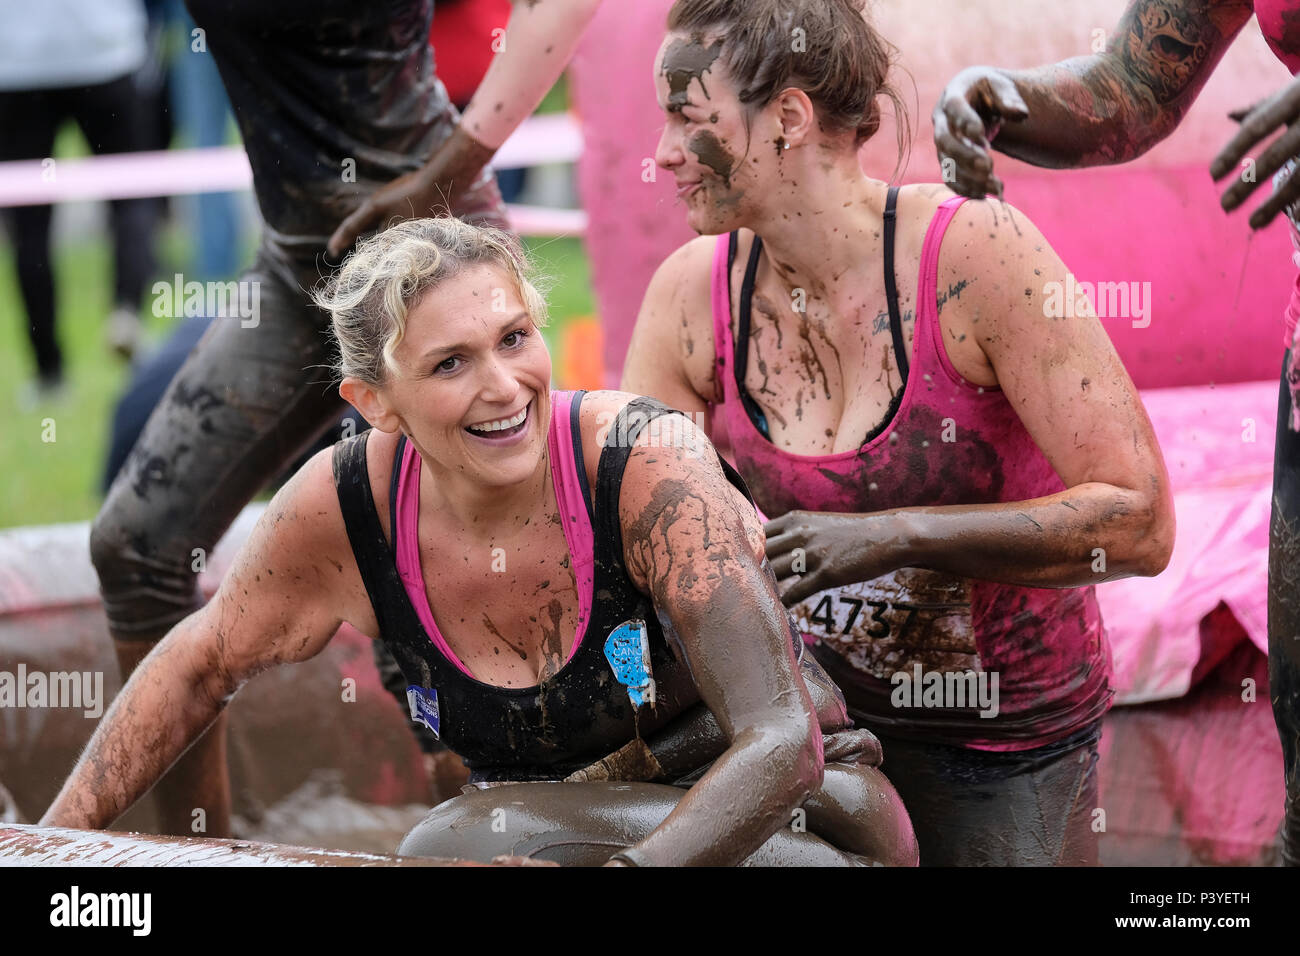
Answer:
[
  {"left": 17, "top": 373, "right": 68, "bottom": 412},
  {"left": 106, "top": 307, "right": 143, "bottom": 360}
]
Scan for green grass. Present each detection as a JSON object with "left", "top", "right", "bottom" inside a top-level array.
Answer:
[{"left": 0, "top": 229, "right": 592, "bottom": 530}]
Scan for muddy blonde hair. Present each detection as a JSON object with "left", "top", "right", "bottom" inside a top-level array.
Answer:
[
  {"left": 314, "top": 217, "right": 549, "bottom": 388},
  {"left": 666, "top": 0, "right": 911, "bottom": 164}
]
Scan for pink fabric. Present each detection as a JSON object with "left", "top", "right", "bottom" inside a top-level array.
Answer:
[
  {"left": 392, "top": 391, "right": 596, "bottom": 682},
  {"left": 710, "top": 203, "right": 1110, "bottom": 751},
  {"left": 1255, "top": 0, "right": 1300, "bottom": 74},
  {"left": 1097, "top": 379, "right": 1275, "bottom": 703}
]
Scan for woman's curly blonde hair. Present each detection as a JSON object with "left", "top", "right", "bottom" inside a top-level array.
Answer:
[{"left": 314, "top": 217, "right": 550, "bottom": 388}]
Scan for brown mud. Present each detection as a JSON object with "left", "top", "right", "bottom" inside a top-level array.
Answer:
[{"left": 0, "top": 823, "right": 473, "bottom": 867}]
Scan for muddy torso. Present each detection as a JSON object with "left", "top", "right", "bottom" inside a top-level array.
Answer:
[
  {"left": 727, "top": 220, "right": 922, "bottom": 456},
  {"left": 409, "top": 474, "right": 584, "bottom": 689},
  {"left": 332, "top": 393, "right": 718, "bottom": 782},
  {"left": 705, "top": 191, "right": 1111, "bottom": 751}
]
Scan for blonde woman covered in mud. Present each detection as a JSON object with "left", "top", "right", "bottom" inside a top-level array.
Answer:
[
  {"left": 42, "top": 217, "right": 916, "bottom": 867},
  {"left": 623, "top": 0, "right": 1176, "bottom": 864}
]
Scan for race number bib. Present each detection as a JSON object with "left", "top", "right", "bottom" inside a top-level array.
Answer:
[{"left": 789, "top": 568, "right": 980, "bottom": 680}]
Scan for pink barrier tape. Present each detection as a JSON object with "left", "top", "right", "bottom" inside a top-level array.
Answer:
[{"left": 0, "top": 113, "right": 582, "bottom": 208}]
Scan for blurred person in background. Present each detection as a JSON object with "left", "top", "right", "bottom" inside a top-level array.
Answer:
[
  {"left": 0, "top": 0, "right": 162, "bottom": 405},
  {"left": 432, "top": 0, "right": 529, "bottom": 203},
  {"left": 159, "top": 0, "right": 243, "bottom": 283}
]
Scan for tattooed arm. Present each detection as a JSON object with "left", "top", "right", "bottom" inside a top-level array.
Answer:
[
  {"left": 767, "top": 200, "right": 1175, "bottom": 605},
  {"left": 41, "top": 451, "right": 368, "bottom": 829},
  {"left": 607, "top": 401, "right": 823, "bottom": 866},
  {"left": 933, "top": 0, "right": 1253, "bottom": 197}
]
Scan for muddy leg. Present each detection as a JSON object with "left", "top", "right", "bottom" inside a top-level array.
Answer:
[
  {"left": 88, "top": 249, "right": 346, "bottom": 837},
  {"left": 398, "top": 781, "right": 868, "bottom": 866},
  {"left": 1270, "top": 350, "right": 1300, "bottom": 866},
  {"left": 870, "top": 726, "right": 1100, "bottom": 866},
  {"left": 801, "top": 764, "right": 918, "bottom": 866}
]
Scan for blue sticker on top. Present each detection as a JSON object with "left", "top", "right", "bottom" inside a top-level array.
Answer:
[
  {"left": 604, "top": 619, "right": 656, "bottom": 709},
  {"left": 405, "top": 685, "right": 441, "bottom": 738}
]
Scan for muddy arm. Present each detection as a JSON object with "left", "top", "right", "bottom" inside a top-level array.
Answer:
[
  {"left": 328, "top": 0, "right": 605, "bottom": 256},
  {"left": 611, "top": 418, "right": 822, "bottom": 866},
  {"left": 933, "top": 0, "right": 1252, "bottom": 196},
  {"left": 40, "top": 451, "right": 354, "bottom": 829}
]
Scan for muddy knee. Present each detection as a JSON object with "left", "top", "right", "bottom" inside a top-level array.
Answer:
[
  {"left": 398, "top": 782, "right": 685, "bottom": 866},
  {"left": 803, "top": 764, "right": 918, "bottom": 866},
  {"left": 89, "top": 502, "right": 204, "bottom": 641}
]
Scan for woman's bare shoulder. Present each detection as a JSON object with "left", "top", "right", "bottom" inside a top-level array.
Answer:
[
  {"left": 250, "top": 434, "right": 388, "bottom": 638},
  {"left": 572, "top": 388, "right": 714, "bottom": 492}
]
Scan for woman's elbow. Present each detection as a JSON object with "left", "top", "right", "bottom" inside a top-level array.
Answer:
[
  {"left": 750, "top": 715, "right": 824, "bottom": 808},
  {"left": 1123, "top": 486, "right": 1176, "bottom": 577}
]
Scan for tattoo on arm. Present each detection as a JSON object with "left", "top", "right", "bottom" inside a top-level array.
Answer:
[
  {"left": 1112, "top": 0, "right": 1243, "bottom": 106},
  {"left": 993, "top": 0, "right": 1250, "bottom": 167}
]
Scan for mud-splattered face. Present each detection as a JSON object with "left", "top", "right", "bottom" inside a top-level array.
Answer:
[
  {"left": 385, "top": 264, "right": 552, "bottom": 490},
  {"left": 654, "top": 32, "right": 773, "bottom": 235}
]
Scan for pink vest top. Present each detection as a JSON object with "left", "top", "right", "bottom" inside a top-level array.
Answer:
[
  {"left": 391, "top": 390, "right": 596, "bottom": 680},
  {"left": 710, "top": 198, "right": 1112, "bottom": 751}
]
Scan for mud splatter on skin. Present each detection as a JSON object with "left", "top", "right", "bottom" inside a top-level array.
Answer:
[
  {"left": 481, "top": 612, "right": 529, "bottom": 666},
  {"left": 935, "top": 279, "right": 971, "bottom": 314},
  {"left": 537, "top": 598, "right": 567, "bottom": 680},
  {"left": 795, "top": 318, "right": 836, "bottom": 401},
  {"left": 661, "top": 35, "right": 725, "bottom": 113},
  {"left": 688, "top": 130, "right": 737, "bottom": 189},
  {"left": 171, "top": 382, "right": 224, "bottom": 414}
]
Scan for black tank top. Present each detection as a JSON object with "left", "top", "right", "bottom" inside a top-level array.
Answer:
[{"left": 333, "top": 396, "right": 765, "bottom": 783}]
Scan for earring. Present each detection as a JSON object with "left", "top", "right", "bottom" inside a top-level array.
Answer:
[{"left": 783, "top": 142, "right": 790, "bottom": 150}]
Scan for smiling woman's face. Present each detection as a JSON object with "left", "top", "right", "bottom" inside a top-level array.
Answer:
[
  {"left": 383, "top": 263, "right": 552, "bottom": 490},
  {"left": 653, "top": 32, "right": 778, "bottom": 235}
]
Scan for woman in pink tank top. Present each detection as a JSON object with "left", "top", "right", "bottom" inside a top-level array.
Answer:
[{"left": 624, "top": 0, "right": 1176, "bottom": 865}]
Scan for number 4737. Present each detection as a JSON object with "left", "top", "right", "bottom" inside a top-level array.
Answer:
[{"left": 806, "top": 595, "right": 917, "bottom": 640}]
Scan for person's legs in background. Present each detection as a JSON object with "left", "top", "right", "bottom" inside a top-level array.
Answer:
[
  {"left": 0, "top": 87, "right": 66, "bottom": 398},
  {"left": 1270, "top": 348, "right": 1300, "bottom": 866},
  {"left": 870, "top": 725, "right": 1102, "bottom": 866},
  {"left": 70, "top": 73, "right": 161, "bottom": 359},
  {"left": 167, "top": 0, "right": 241, "bottom": 282},
  {"left": 89, "top": 250, "right": 346, "bottom": 837}
]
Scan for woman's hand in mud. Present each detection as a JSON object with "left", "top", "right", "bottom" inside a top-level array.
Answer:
[
  {"left": 932, "top": 67, "right": 1029, "bottom": 200},
  {"left": 764, "top": 510, "right": 910, "bottom": 607},
  {"left": 1212, "top": 75, "right": 1300, "bottom": 230},
  {"left": 327, "top": 125, "right": 497, "bottom": 258}
]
